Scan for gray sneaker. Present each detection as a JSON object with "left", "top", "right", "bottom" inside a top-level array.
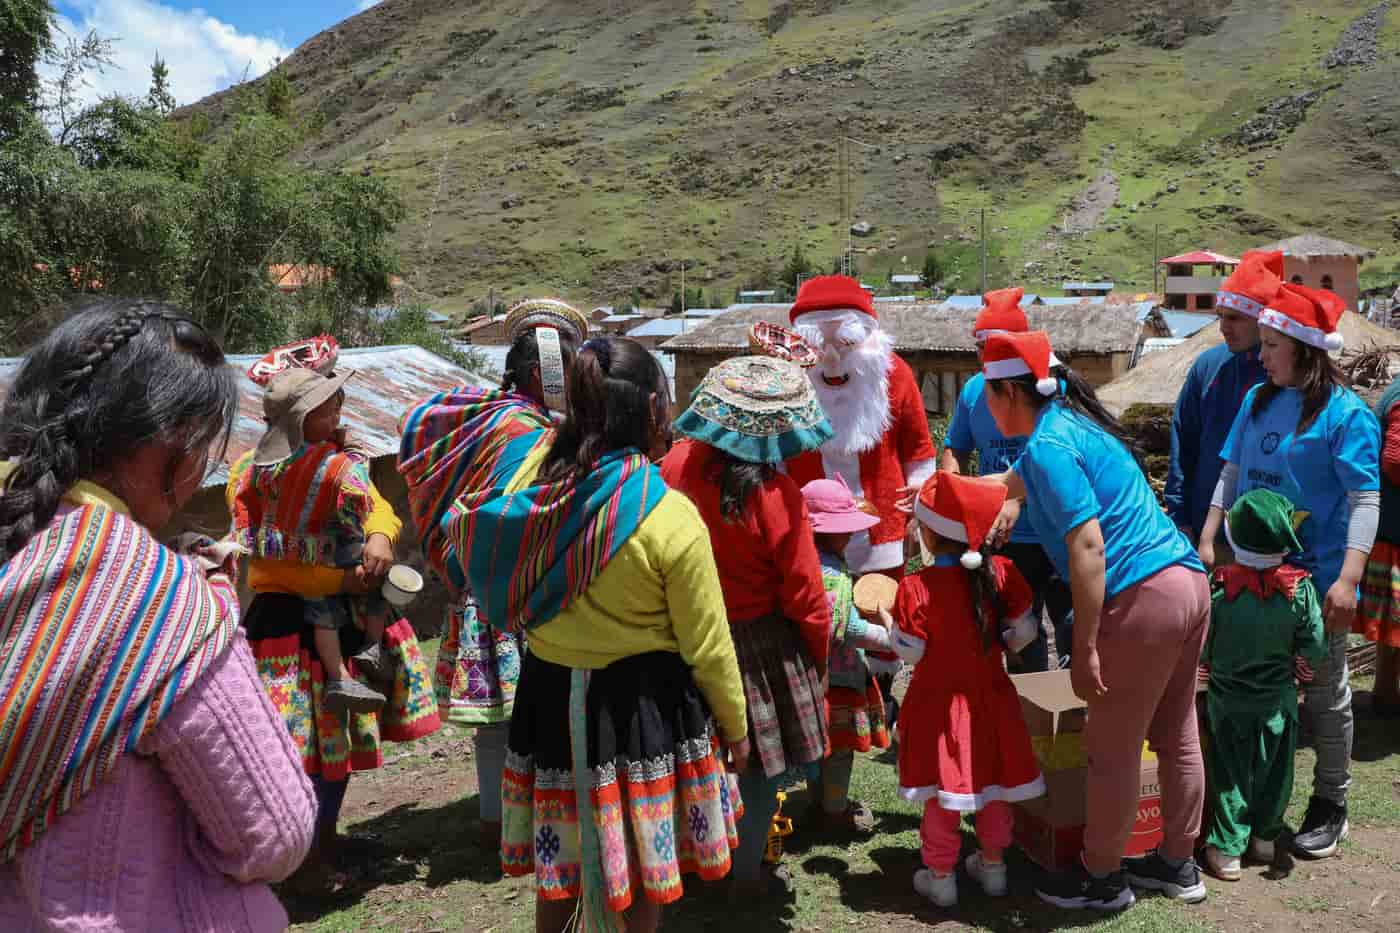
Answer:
[
  {"left": 352, "top": 642, "right": 394, "bottom": 684},
  {"left": 324, "top": 678, "right": 386, "bottom": 715}
]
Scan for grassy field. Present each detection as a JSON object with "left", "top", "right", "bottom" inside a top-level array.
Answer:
[{"left": 284, "top": 643, "right": 1400, "bottom": 933}]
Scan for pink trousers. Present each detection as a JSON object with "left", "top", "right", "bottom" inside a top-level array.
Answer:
[
  {"left": 1082, "top": 564, "right": 1210, "bottom": 874},
  {"left": 920, "top": 800, "right": 1013, "bottom": 874}
]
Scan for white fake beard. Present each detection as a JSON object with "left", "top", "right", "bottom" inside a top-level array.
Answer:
[{"left": 808, "top": 329, "right": 895, "bottom": 456}]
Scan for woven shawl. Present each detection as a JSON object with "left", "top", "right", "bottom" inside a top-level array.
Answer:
[
  {"left": 0, "top": 503, "right": 238, "bottom": 861},
  {"left": 230, "top": 443, "right": 372, "bottom": 566},
  {"left": 447, "top": 449, "right": 666, "bottom": 634},
  {"left": 398, "top": 389, "right": 554, "bottom": 593}
]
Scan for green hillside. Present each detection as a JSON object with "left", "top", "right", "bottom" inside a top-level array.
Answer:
[{"left": 188, "top": 0, "right": 1400, "bottom": 313}]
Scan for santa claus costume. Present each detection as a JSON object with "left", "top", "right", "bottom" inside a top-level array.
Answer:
[
  {"left": 889, "top": 471, "right": 1045, "bottom": 908},
  {"left": 785, "top": 276, "right": 937, "bottom": 578}
]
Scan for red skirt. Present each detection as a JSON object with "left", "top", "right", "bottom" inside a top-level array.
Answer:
[
  {"left": 1357, "top": 540, "right": 1400, "bottom": 648},
  {"left": 827, "top": 679, "right": 890, "bottom": 754},
  {"left": 896, "top": 670, "right": 1044, "bottom": 812}
]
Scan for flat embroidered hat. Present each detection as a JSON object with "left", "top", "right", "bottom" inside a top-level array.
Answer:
[{"left": 673, "top": 355, "right": 834, "bottom": 464}]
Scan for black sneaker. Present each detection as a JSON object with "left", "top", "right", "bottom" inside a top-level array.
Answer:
[
  {"left": 1123, "top": 849, "right": 1207, "bottom": 903},
  {"left": 1293, "top": 796, "right": 1348, "bottom": 859},
  {"left": 1035, "top": 859, "right": 1135, "bottom": 911}
]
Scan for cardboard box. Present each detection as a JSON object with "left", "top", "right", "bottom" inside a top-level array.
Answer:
[{"left": 1010, "top": 670, "right": 1163, "bottom": 869}]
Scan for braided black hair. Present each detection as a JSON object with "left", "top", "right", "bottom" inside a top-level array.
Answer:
[
  {"left": 501, "top": 327, "right": 580, "bottom": 401},
  {"left": 0, "top": 298, "right": 238, "bottom": 565}
]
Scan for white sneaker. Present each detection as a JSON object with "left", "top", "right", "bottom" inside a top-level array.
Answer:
[
  {"left": 965, "top": 851, "right": 1008, "bottom": 896},
  {"left": 914, "top": 867, "right": 958, "bottom": 907},
  {"left": 1247, "top": 836, "right": 1276, "bottom": 865},
  {"left": 1202, "top": 844, "right": 1241, "bottom": 882}
]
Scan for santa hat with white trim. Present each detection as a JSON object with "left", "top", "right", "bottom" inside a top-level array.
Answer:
[
  {"left": 788, "top": 274, "right": 876, "bottom": 326},
  {"left": 973, "top": 287, "right": 1028, "bottom": 342},
  {"left": 1257, "top": 282, "right": 1346, "bottom": 353},
  {"left": 981, "top": 331, "right": 1059, "bottom": 397},
  {"left": 1216, "top": 249, "right": 1284, "bottom": 319},
  {"left": 913, "top": 471, "right": 1008, "bottom": 570}
]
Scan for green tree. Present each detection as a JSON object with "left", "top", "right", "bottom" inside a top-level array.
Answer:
[
  {"left": 779, "top": 242, "right": 813, "bottom": 294},
  {"left": 262, "top": 62, "right": 293, "bottom": 120},
  {"left": 0, "top": 0, "right": 53, "bottom": 142},
  {"left": 147, "top": 55, "right": 175, "bottom": 116},
  {"left": 922, "top": 251, "right": 943, "bottom": 287}
]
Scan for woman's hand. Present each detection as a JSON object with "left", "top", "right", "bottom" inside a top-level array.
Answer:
[
  {"left": 1197, "top": 537, "right": 1216, "bottom": 572},
  {"left": 1071, "top": 644, "right": 1107, "bottom": 701},
  {"left": 988, "top": 498, "right": 1021, "bottom": 550},
  {"left": 361, "top": 533, "right": 394, "bottom": 580},
  {"left": 725, "top": 734, "right": 752, "bottom": 775},
  {"left": 894, "top": 484, "right": 918, "bottom": 513},
  {"left": 1322, "top": 577, "right": 1359, "bottom": 633}
]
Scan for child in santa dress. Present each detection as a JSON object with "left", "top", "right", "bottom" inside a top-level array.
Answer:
[
  {"left": 801, "top": 475, "right": 893, "bottom": 835},
  {"left": 882, "top": 471, "right": 1044, "bottom": 907}
]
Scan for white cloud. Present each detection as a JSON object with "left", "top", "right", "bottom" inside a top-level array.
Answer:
[
  {"left": 47, "top": 1, "right": 292, "bottom": 110},
  {"left": 356, "top": 0, "right": 381, "bottom": 10}
]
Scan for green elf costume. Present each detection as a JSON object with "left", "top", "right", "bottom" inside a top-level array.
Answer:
[{"left": 1201, "top": 488, "right": 1327, "bottom": 881}]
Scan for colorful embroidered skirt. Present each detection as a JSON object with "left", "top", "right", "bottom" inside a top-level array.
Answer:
[
  {"left": 828, "top": 679, "right": 890, "bottom": 754},
  {"left": 1358, "top": 540, "right": 1400, "bottom": 648},
  {"left": 731, "top": 616, "right": 830, "bottom": 779},
  {"left": 435, "top": 594, "right": 522, "bottom": 725},
  {"left": 501, "top": 650, "right": 741, "bottom": 911},
  {"left": 244, "top": 593, "right": 441, "bottom": 781}
]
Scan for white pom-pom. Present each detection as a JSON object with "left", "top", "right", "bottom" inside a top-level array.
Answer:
[
  {"left": 1036, "top": 376, "right": 1058, "bottom": 396},
  {"left": 960, "top": 550, "right": 983, "bottom": 570},
  {"left": 1324, "top": 332, "right": 1344, "bottom": 352}
]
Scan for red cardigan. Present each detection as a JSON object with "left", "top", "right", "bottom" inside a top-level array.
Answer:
[{"left": 660, "top": 439, "right": 830, "bottom": 667}]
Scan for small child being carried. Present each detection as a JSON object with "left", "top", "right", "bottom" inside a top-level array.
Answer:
[
  {"left": 232, "top": 364, "right": 399, "bottom": 715},
  {"left": 882, "top": 470, "right": 1044, "bottom": 908},
  {"left": 800, "top": 475, "right": 893, "bottom": 836},
  {"left": 1200, "top": 488, "right": 1327, "bottom": 880}
]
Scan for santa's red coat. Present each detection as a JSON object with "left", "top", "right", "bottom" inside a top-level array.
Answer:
[{"left": 788, "top": 353, "right": 936, "bottom": 574}]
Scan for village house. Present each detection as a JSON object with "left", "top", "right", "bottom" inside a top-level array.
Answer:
[
  {"left": 1256, "top": 232, "right": 1375, "bottom": 311},
  {"left": 1062, "top": 281, "right": 1114, "bottom": 299},
  {"left": 1158, "top": 250, "right": 1239, "bottom": 312},
  {"left": 457, "top": 313, "right": 509, "bottom": 345},
  {"left": 662, "top": 301, "right": 1143, "bottom": 414}
]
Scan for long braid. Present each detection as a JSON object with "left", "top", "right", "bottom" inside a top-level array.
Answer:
[{"left": 61, "top": 310, "right": 147, "bottom": 391}]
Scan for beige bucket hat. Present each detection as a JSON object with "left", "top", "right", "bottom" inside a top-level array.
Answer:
[{"left": 253, "top": 367, "right": 354, "bottom": 466}]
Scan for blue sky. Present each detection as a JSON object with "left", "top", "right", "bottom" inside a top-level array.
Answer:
[{"left": 50, "top": 0, "right": 371, "bottom": 108}]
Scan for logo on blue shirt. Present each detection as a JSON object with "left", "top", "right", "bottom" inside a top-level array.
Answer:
[{"left": 1260, "top": 432, "right": 1280, "bottom": 455}]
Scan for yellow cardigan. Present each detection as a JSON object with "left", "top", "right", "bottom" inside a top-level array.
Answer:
[
  {"left": 503, "top": 447, "right": 747, "bottom": 742},
  {"left": 224, "top": 452, "right": 403, "bottom": 598}
]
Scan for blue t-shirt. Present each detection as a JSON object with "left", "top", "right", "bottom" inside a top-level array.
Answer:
[
  {"left": 945, "top": 374, "right": 1037, "bottom": 543},
  {"left": 1221, "top": 385, "right": 1380, "bottom": 595},
  {"left": 1015, "top": 402, "right": 1204, "bottom": 599}
]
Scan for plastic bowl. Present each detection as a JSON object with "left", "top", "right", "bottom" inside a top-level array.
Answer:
[{"left": 382, "top": 564, "right": 424, "bottom": 609}]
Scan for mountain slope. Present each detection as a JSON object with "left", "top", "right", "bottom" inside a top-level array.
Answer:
[{"left": 188, "top": 0, "right": 1400, "bottom": 312}]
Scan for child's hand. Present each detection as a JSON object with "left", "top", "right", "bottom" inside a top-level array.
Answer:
[
  {"left": 361, "top": 532, "right": 394, "bottom": 579},
  {"left": 876, "top": 606, "right": 895, "bottom": 631}
]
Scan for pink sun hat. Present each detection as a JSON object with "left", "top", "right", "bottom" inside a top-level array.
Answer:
[{"left": 801, "top": 474, "right": 881, "bottom": 534}]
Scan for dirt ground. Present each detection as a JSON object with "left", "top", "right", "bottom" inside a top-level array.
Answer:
[{"left": 283, "top": 658, "right": 1400, "bottom": 933}]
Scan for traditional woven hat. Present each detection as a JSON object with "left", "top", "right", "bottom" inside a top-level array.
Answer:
[
  {"left": 749, "top": 320, "right": 819, "bottom": 367},
  {"left": 247, "top": 335, "right": 339, "bottom": 386},
  {"left": 673, "top": 355, "right": 834, "bottom": 464},
  {"left": 504, "top": 297, "right": 589, "bottom": 344},
  {"left": 1224, "top": 488, "right": 1307, "bottom": 570}
]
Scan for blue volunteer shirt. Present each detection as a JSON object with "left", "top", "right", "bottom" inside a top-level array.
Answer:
[
  {"left": 1015, "top": 402, "right": 1204, "bottom": 600},
  {"left": 1165, "top": 343, "right": 1267, "bottom": 541},
  {"left": 944, "top": 374, "right": 1038, "bottom": 543},
  {"left": 1221, "top": 385, "right": 1380, "bottom": 595}
]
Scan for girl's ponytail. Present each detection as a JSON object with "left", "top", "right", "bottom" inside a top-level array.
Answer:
[{"left": 966, "top": 546, "right": 1006, "bottom": 654}]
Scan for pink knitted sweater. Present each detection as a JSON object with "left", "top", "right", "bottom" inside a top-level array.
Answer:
[{"left": 0, "top": 633, "right": 316, "bottom": 932}]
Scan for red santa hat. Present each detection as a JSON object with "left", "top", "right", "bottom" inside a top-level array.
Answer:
[
  {"left": 973, "top": 287, "right": 1028, "bottom": 341},
  {"left": 789, "top": 274, "right": 876, "bottom": 326},
  {"left": 914, "top": 471, "right": 1008, "bottom": 570},
  {"left": 1216, "top": 250, "right": 1284, "bottom": 319},
  {"left": 981, "top": 331, "right": 1059, "bottom": 397},
  {"left": 1257, "top": 282, "right": 1346, "bottom": 352}
]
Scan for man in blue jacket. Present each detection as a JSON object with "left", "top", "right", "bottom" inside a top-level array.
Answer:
[{"left": 1166, "top": 253, "right": 1280, "bottom": 544}]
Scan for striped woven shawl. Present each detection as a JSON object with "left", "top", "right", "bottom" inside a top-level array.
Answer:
[
  {"left": 230, "top": 443, "right": 373, "bottom": 567},
  {"left": 398, "top": 388, "right": 554, "bottom": 593},
  {"left": 0, "top": 503, "right": 238, "bottom": 861},
  {"left": 447, "top": 449, "right": 666, "bottom": 634}
]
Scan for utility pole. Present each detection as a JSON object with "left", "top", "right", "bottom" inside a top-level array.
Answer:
[
  {"left": 980, "top": 208, "right": 988, "bottom": 293},
  {"left": 1152, "top": 224, "right": 1160, "bottom": 294},
  {"left": 680, "top": 261, "right": 686, "bottom": 333}
]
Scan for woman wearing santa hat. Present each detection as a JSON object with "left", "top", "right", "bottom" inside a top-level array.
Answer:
[
  {"left": 980, "top": 331, "right": 1210, "bottom": 912},
  {"left": 1198, "top": 282, "right": 1380, "bottom": 861}
]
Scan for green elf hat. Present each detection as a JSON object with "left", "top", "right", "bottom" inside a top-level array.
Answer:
[{"left": 1224, "top": 488, "right": 1308, "bottom": 570}]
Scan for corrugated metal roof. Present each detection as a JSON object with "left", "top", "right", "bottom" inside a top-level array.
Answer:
[
  {"left": 365, "top": 306, "right": 452, "bottom": 325},
  {"left": 1158, "top": 311, "right": 1217, "bottom": 339},
  {"left": 890, "top": 274, "right": 922, "bottom": 284},
  {"left": 941, "top": 295, "right": 984, "bottom": 310},
  {"left": 627, "top": 318, "right": 690, "bottom": 338},
  {"left": 1160, "top": 250, "right": 1239, "bottom": 266},
  {"left": 0, "top": 345, "right": 491, "bottom": 488},
  {"left": 601, "top": 313, "right": 644, "bottom": 323},
  {"left": 874, "top": 295, "right": 919, "bottom": 303},
  {"left": 1140, "top": 337, "right": 1186, "bottom": 356},
  {"left": 1040, "top": 296, "right": 1107, "bottom": 306}
]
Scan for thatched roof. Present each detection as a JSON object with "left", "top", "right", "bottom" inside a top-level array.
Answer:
[
  {"left": 661, "top": 301, "right": 1143, "bottom": 355},
  {"left": 1098, "top": 311, "right": 1400, "bottom": 415},
  {"left": 1257, "top": 232, "right": 1375, "bottom": 259}
]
